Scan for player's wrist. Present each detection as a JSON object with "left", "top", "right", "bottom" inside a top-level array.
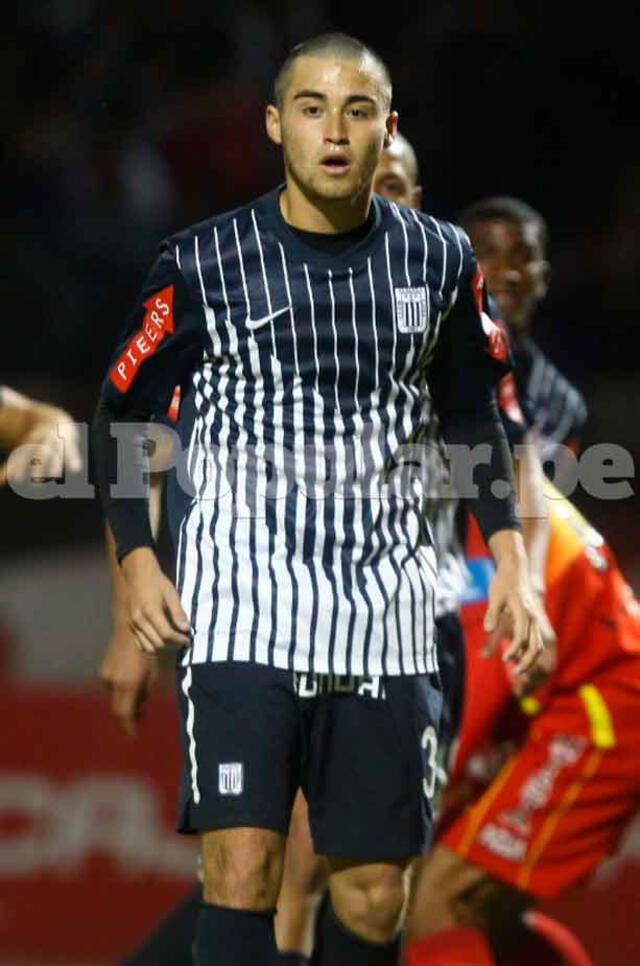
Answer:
[
  {"left": 488, "top": 528, "right": 527, "bottom": 567},
  {"left": 120, "top": 545, "right": 160, "bottom": 578}
]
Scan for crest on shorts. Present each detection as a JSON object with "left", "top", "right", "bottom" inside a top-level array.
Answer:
[
  {"left": 218, "top": 762, "right": 244, "bottom": 796},
  {"left": 395, "top": 287, "right": 428, "bottom": 334}
]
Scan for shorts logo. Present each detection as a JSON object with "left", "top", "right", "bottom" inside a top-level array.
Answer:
[
  {"left": 478, "top": 823, "right": 527, "bottom": 862},
  {"left": 218, "top": 762, "right": 244, "bottom": 796},
  {"left": 395, "top": 287, "right": 428, "bottom": 334},
  {"left": 109, "top": 285, "right": 175, "bottom": 392}
]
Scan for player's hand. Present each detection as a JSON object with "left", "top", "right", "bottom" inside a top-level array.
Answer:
[
  {"left": 511, "top": 592, "right": 557, "bottom": 695},
  {"left": 483, "top": 531, "right": 545, "bottom": 679},
  {"left": 0, "top": 408, "right": 83, "bottom": 485},
  {"left": 100, "top": 619, "right": 158, "bottom": 735},
  {"left": 121, "top": 547, "right": 191, "bottom": 654}
]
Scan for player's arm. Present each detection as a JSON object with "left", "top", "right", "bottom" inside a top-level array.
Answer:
[
  {"left": 100, "top": 467, "right": 168, "bottom": 734},
  {"left": 428, "top": 236, "right": 543, "bottom": 681},
  {"left": 501, "top": 425, "right": 557, "bottom": 690},
  {"left": 92, "top": 242, "right": 204, "bottom": 654},
  {"left": 0, "top": 385, "right": 82, "bottom": 484}
]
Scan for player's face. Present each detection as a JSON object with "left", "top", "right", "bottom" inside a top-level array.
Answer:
[
  {"left": 467, "top": 218, "right": 549, "bottom": 331},
  {"left": 373, "top": 144, "right": 422, "bottom": 209},
  {"left": 267, "top": 55, "right": 397, "bottom": 205}
]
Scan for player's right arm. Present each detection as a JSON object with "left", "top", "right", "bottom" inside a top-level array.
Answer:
[{"left": 92, "top": 242, "right": 205, "bottom": 654}]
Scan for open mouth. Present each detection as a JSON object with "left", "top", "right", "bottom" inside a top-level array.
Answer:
[{"left": 320, "top": 155, "right": 352, "bottom": 174}]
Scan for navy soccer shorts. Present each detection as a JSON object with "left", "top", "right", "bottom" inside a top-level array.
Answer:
[{"left": 176, "top": 662, "right": 443, "bottom": 859}]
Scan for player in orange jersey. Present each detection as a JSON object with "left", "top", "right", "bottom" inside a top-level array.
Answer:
[{"left": 405, "top": 485, "right": 640, "bottom": 965}]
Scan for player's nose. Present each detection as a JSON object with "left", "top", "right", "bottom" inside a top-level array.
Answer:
[{"left": 323, "top": 111, "right": 349, "bottom": 144}]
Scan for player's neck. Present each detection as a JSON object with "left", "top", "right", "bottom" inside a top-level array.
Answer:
[{"left": 279, "top": 179, "right": 372, "bottom": 235}]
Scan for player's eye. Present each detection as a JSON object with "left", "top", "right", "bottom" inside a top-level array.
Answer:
[
  {"left": 302, "top": 104, "right": 321, "bottom": 116},
  {"left": 381, "top": 180, "right": 403, "bottom": 196},
  {"left": 348, "top": 107, "right": 370, "bottom": 118}
]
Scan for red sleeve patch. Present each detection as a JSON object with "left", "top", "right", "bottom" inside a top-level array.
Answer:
[
  {"left": 471, "top": 264, "right": 485, "bottom": 315},
  {"left": 481, "top": 312, "right": 509, "bottom": 363},
  {"left": 109, "top": 286, "right": 175, "bottom": 392},
  {"left": 167, "top": 384, "right": 181, "bottom": 422},
  {"left": 497, "top": 372, "right": 524, "bottom": 424}
]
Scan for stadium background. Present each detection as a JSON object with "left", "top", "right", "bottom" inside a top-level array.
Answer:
[{"left": 1, "top": 1, "right": 638, "bottom": 962}]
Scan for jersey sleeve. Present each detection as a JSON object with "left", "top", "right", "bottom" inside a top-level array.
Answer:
[
  {"left": 427, "top": 234, "right": 511, "bottom": 426},
  {"left": 426, "top": 234, "right": 520, "bottom": 543},
  {"left": 101, "top": 242, "right": 206, "bottom": 418},
  {"left": 92, "top": 242, "right": 206, "bottom": 561}
]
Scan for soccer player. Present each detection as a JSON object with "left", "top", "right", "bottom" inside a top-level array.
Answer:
[
  {"left": 93, "top": 34, "right": 544, "bottom": 966},
  {"left": 404, "top": 485, "right": 640, "bottom": 965},
  {"left": 0, "top": 384, "right": 82, "bottom": 483},
  {"left": 457, "top": 197, "right": 588, "bottom": 470}
]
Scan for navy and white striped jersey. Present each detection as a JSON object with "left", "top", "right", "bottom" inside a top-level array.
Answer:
[
  {"left": 514, "top": 338, "right": 587, "bottom": 458},
  {"left": 100, "top": 188, "right": 508, "bottom": 676}
]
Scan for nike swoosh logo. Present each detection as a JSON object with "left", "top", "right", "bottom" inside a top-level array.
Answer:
[{"left": 245, "top": 305, "right": 291, "bottom": 330}]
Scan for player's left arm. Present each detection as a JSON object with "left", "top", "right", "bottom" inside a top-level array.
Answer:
[
  {"left": 0, "top": 385, "right": 82, "bottom": 485},
  {"left": 428, "top": 234, "right": 544, "bottom": 680}
]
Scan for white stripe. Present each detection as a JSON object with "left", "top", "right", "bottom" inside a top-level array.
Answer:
[
  {"left": 327, "top": 268, "right": 354, "bottom": 672},
  {"left": 346, "top": 266, "right": 377, "bottom": 674},
  {"left": 251, "top": 212, "right": 294, "bottom": 666},
  {"left": 181, "top": 667, "right": 201, "bottom": 804},
  {"left": 303, "top": 263, "right": 336, "bottom": 670},
  {"left": 213, "top": 225, "right": 252, "bottom": 660},
  {"left": 278, "top": 244, "right": 316, "bottom": 669},
  {"left": 234, "top": 219, "right": 273, "bottom": 666}
]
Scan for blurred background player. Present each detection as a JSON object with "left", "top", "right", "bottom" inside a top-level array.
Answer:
[
  {"left": 404, "top": 485, "right": 640, "bottom": 966},
  {"left": 458, "top": 197, "right": 587, "bottom": 480},
  {"left": 402, "top": 199, "right": 615, "bottom": 965},
  {"left": 0, "top": 384, "right": 82, "bottom": 484}
]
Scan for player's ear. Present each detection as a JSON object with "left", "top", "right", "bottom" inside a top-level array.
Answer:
[
  {"left": 266, "top": 104, "right": 282, "bottom": 146},
  {"left": 383, "top": 111, "right": 399, "bottom": 148},
  {"left": 412, "top": 184, "right": 424, "bottom": 210}
]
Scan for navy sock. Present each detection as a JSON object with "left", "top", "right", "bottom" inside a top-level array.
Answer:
[
  {"left": 310, "top": 897, "right": 400, "bottom": 965},
  {"left": 279, "top": 954, "right": 309, "bottom": 965},
  {"left": 193, "top": 902, "right": 280, "bottom": 965}
]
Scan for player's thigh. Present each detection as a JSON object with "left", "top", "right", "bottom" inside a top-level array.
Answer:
[
  {"left": 301, "top": 672, "right": 443, "bottom": 860},
  {"left": 176, "top": 661, "right": 300, "bottom": 837}
]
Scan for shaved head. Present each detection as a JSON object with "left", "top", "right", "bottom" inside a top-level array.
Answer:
[{"left": 273, "top": 33, "right": 392, "bottom": 110}]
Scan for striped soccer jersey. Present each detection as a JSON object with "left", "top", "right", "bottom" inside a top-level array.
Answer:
[
  {"left": 102, "top": 188, "right": 507, "bottom": 676},
  {"left": 514, "top": 338, "right": 587, "bottom": 458}
]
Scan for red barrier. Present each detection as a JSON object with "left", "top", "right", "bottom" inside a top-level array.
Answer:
[
  {"left": 1, "top": 686, "right": 639, "bottom": 963},
  {"left": 0, "top": 686, "right": 196, "bottom": 962}
]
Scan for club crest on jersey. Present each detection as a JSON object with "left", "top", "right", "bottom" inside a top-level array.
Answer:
[
  {"left": 395, "top": 286, "right": 428, "bottom": 334},
  {"left": 109, "top": 285, "right": 175, "bottom": 392}
]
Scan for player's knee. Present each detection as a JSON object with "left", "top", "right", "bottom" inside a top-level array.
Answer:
[
  {"left": 201, "top": 827, "right": 285, "bottom": 909},
  {"left": 332, "top": 863, "right": 406, "bottom": 941}
]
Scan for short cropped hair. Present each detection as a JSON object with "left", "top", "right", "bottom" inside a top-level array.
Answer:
[
  {"left": 272, "top": 33, "right": 392, "bottom": 110},
  {"left": 458, "top": 196, "right": 548, "bottom": 248}
]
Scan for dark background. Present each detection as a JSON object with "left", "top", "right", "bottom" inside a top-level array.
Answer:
[{"left": 2, "top": 0, "right": 638, "bottom": 568}]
